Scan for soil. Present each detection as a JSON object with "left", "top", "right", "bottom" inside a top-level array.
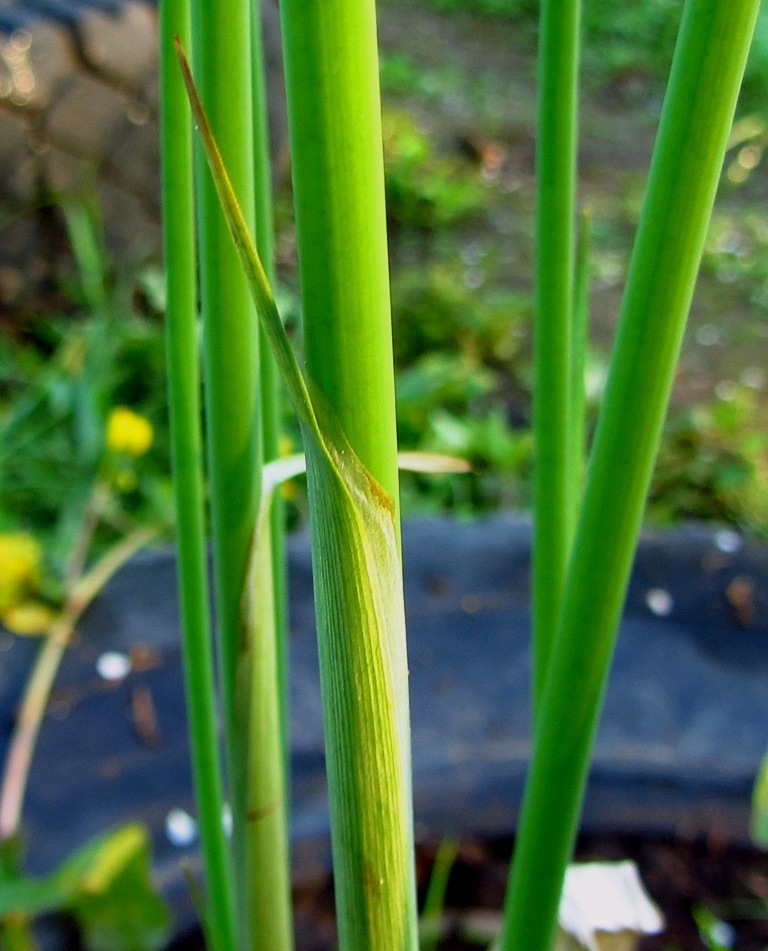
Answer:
[
  {"left": 165, "top": 835, "right": 768, "bottom": 950},
  {"left": 289, "top": 834, "right": 768, "bottom": 951}
]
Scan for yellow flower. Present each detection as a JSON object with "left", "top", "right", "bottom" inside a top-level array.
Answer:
[
  {"left": 0, "top": 533, "right": 42, "bottom": 611},
  {"left": 2, "top": 601, "right": 55, "bottom": 636},
  {"left": 106, "top": 407, "right": 154, "bottom": 457}
]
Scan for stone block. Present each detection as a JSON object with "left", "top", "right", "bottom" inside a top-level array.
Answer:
[
  {"left": 106, "top": 117, "right": 161, "bottom": 215},
  {"left": 0, "top": 211, "right": 59, "bottom": 310},
  {"left": 44, "top": 69, "right": 134, "bottom": 160},
  {"left": 75, "top": 0, "right": 157, "bottom": 90},
  {"left": 0, "top": 107, "right": 36, "bottom": 204},
  {"left": 96, "top": 177, "right": 161, "bottom": 260}
]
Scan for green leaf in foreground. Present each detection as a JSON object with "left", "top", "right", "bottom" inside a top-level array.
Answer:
[
  {"left": 751, "top": 746, "right": 768, "bottom": 847},
  {"left": 0, "top": 824, "right": 169, "bottom": 951},
  {"left": 177, "top": 41, "right": 419, "bottom": 949}
]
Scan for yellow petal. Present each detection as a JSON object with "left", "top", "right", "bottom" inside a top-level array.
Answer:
[
  {"left": 106, "top": 407, "right": 154, "bottom": 457},
  {"left": 2, "top": 601, "right": 56, "bottom": 636}
]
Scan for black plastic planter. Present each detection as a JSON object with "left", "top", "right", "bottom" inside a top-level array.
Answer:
[{"left": 1, "top": 516, "right": 767, "bottom": 944}]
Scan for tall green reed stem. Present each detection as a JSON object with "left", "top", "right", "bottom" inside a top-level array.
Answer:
[
  {"left": 279, "top": 1, "right": 416, "bottom": 947},
  {"left": 159, "top": 4, "right": 236, "bottom": 949},
  {"left": 567, "top": 210, "right": 590, "bottom": 519},
  {"left": 501, "top": 2, "right": 760, "bottom": 949},
  {"left": 187, "top": 3, "right": 292, "bottom": 948},
  {"left": 532, "top": 0, "right": 581, "bottom": 713},
  {"left": 279, "top": 0, "right": 400, "bottom": 511},
  {"left": 189, "top": 0, "right": 260, "bottom": 759},
  {"left": 250, "top": 0, "right": 290, "bottom": 769}
]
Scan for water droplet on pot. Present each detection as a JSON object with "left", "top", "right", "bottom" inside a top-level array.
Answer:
[
  {"left": 165, "top": 808, "right": 198, "bottom": 847},
  {"left": 96, "top": 651, "right": 132, "bottom": 681},
  {"left": 714, "top": 529, "right": 742, "bottom": 554},
  {"left": 646, "top": 588, "right": 673, "bottom": 617}
]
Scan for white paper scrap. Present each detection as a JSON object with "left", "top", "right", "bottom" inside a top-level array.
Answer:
[{"left": 557, "top": 860, "right": 664, "bottom": 951}]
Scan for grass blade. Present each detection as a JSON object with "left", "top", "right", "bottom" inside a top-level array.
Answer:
[
  {"left": 187, "top": 12, "right": 260, "bottom": 930},
  {"left": 501, "top": 3, "right": 761, "bottom": 949},
  {"left": 159, "top": 3, "right": 236, "bottom": 948},
  {"left": 532, "top": 0, "right": 582, "bottom": 713}
]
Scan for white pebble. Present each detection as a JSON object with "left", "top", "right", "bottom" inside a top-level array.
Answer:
[
  {"left": 96, "top": 651, "right": 132, "bottom": 681},
  {"left": 715, "top": 529, "right": 742, "bottom": 553},
  {"left": 646, "top": 588, "right": 673, "bottom": 617},
  {"left": 165, "top": 808, "right": 198, "bottom": 848}
]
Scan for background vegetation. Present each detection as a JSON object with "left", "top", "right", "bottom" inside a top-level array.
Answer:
[{"left": 2, "top": 0, "right": 768, "bottom": 559}]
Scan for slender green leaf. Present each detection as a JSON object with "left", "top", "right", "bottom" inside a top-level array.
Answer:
[
  {"left": 187, "top": 9, "right": 261, "bottom": 940},
  {"left": 501, "top": 3, "right": 760, "bottom": 949},
  {"left": 532, "top": 0, "right": 581, "bottom": 714},
  {"left": 159, "top": 4, "right": 236, "bottom": 948},
  {"left": 420, "top": 837, "right": 459, "bottom": 951}
]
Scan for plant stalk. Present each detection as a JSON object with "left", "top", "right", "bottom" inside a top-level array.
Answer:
[
  {"left": 532, "top": 0, "right": 581, "bottom": 714},
  {"left": 279, "top": 1, "right": 416, "bottom": 947},
  {"left": 500, "top": 2, "right": 760, "bottom": 949},
  {"left": 187, "top": 4, "right": 265, "bottom": 946},
  {"left": 250, "top": 0, "right": 291, "bottom": 785},
  {"left": 159, "top": 1, "right": 237, "bottom": 947},
  {"left": 279, "top": 0, "right": 400, "bottom": 513}
]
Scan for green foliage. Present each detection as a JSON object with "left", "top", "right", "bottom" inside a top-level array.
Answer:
[
  {"left": 651, "top": 382, "right": 768, "bottom": 534},
  {"left": 0, "top": 825, "right": 170, "bottom": 951},
  {"left": 693, "top": 906, "right": 736, "bottom": 951},
  {"left": 392, "top": 264, "right": 530, "bottom": 367},
  {"left": 383, "top": 110, "right": 488, "bottom": 229},
  {"left": 751, "top": 744, "right": 768, "bottom": 846},
  {"left": 403, "top": 0, "right": 768, "bottom": 111},
  {"left": 420, "top": 0, "right": 537, "bottom": 17},
  {"left": 0, "top": 310, "right": 171, "bottom": 572},
  {"left": 392, "top": 265, "right": 533, "bottom": 512}
]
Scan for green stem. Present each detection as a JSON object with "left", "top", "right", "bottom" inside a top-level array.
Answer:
[
  {"left": 188, "top": 3, "right": 261, "bottom": 944},
  {"left": 239, "top": 514, "right": 293, "bottom": 951},
  {"left": 532, "top": 0, "right": 581, "bottom": 714},
  {"left": 279, "top": 2, "right": 416, "bottom": 947},
  {"left": 501, "top": 3, "right": 760, "bottom": 949},
  {"left": 567, "top": 209, "right": 591, "bottom": 524},
  {"left": 280, "top": 0, "right": 400, "bottom": 515},
  {"left": 250, "top": 0, "right": 290, "bottom": 790},
  {"left": 159, "top": 2, "right": 237, "bottom": 948},
  {"left": 420, "top": 837, "right": 459, "bottom": 951}
]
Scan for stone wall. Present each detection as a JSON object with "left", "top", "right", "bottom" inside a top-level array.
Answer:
[{"left": 0, "top": 0, "right": 284, "bottom": 314}]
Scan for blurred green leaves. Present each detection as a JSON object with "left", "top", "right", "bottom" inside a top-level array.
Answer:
[
  {"left": 0, "top": 824, "right": 170, "bottom": 951},
  {"left": 0, "top": 309, "right": 171, "bottom": 571}
]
